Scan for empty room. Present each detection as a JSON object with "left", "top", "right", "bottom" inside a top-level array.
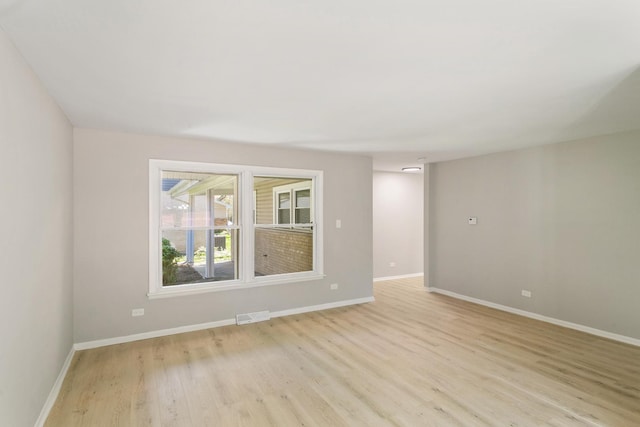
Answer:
[{"left": 1, "top": 1, "right": 639, "bottom": 426}]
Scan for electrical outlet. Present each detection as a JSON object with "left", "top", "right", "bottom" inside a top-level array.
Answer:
[
  {"left": 131, "top": 308, "right": 145, "bottom": 317},
  {"left": 468, "top": 217, "right": 478, "bottom": 225},
  {"left": 330, "top": 283, "right": 339, "bottom": 290},
  {"left": 521, "top": 290, "right": 532, "bottom": 298}
]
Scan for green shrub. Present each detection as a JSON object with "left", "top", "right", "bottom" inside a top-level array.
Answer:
[{"left": 162, "top": 238, "right": 180, "bottom": 285}]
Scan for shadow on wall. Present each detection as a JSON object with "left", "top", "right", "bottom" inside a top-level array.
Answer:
[{"left": 559, "top": 65, "right": 640, "bottom": 140}]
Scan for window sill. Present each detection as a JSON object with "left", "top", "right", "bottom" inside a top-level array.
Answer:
[{"left": 148, "top": 273, "right": 326, "bottom": 299}]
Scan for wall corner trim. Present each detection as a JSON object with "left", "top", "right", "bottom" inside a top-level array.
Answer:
[
  {"left": 34, "top": 347, "right": 76, "bottom": 427},
  {"left": 430, "top": 288, "right": 640, "bottom": 348}
]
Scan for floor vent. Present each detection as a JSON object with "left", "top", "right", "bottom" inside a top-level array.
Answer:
[{"left": 236, "top": 310, "right": 271, "bottom": 325}]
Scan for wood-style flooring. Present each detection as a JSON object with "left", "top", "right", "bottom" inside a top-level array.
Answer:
[{"left": 46, "top": 277, "right": 640, "bottom": 426}]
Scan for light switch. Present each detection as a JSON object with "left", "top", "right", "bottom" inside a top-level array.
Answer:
[{"left": 336, "top": 219, "right": 342, "bottom": 229}]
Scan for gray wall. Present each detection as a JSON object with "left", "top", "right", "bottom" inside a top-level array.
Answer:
[
  {"left": 0, "top": 30, "right": 73, "bottom": 426},
  {"left": 427, "top": 131, "right": 640, "bottom": 339},
  {"left": 373, "top": 171, "right": 423, "bottom": 279},
  {"left": 73, "top": 129, "right": 373, "bottom": 343}
]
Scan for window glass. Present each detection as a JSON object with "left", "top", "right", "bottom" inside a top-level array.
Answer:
[{"left": 160, "top": 171, "right": 239, "bottom": 286}]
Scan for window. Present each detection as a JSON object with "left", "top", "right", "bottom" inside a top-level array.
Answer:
[
  {"left": 149, "top": 160, "right": 323, "bottom": 297},
  {"left": 273, "top": 181, "right": 312, "bottom": 225}
]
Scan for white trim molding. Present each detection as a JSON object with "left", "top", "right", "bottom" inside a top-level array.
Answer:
[
  {"left": 34, "top": 347, "right": 76, "bottom": 427},
  {"left": 74, "top": 296, "right": 374, "bottom": 351},
  {"left": 74, "top": 318, "right": 237, "bottom": 351},
  {"left": 430, "top": 287, "right": 640, "bottom": 348},
  {"left": 373, "top": 272, "right": 424, "bottom": 283},
  {"left": 271, "top": 296, "right": 374, "bottom": 318}
]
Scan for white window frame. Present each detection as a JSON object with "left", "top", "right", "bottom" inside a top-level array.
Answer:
[{"left": 149, "top": 159, "right": 324, "bottom": 298}]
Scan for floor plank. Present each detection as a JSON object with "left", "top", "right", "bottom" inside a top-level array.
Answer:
[{"left": 46, "top": 277, "right": 640, "bottom": 426}]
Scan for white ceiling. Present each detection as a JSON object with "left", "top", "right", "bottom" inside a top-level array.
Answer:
[{"left": 1, "top": 0, "right": 639, "bottom": 171}]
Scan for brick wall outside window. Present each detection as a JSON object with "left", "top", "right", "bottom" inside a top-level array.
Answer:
[{"left": 255, "top": 228, "right": 313, "bottom": 275}]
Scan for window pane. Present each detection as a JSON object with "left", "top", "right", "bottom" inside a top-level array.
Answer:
[
  {"left": 214, "top": 194, "right": 235, "bottom": 227},
  {"left": 295, "top": 189, "right": 310, "bottom": 208},
  {"left": 295, "top": 208, "right": 311, "bottom": 224},
  {"left": 162, "top": 229, "right": 239, "bottom": 285},
  {"left": 278, "top": 208, "right": 290, "bottom": 224},
  {"left": 254, "top": 227, "right": 313, "bottom": 276},
  {"left": 161, "top": 171, "right": 237, "bottom": 228},
  {"left": 278, "top": 192, "right": 290, "bottom": 208}
]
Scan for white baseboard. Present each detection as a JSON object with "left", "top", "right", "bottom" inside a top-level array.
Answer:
[
  {"left": 374, "top": 272, "right": 424, "bottom": 282},
  {"left": 74, "top": 296, "right": 375, "bottom": 351},
  {"left": 430, "top": 287, "right": 640, "bottom": 348},
  {"left": 271, "top": 296, "right": 374, "bottom": 318},
  {"left": 74, "top": 318, "right": 237, "bottom": 351},
  {"left": 34, "top": 347, "right": 76, "bottom": 427}
]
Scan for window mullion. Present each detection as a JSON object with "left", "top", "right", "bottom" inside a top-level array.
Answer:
[{"left": 242, "top": 171, "right": 255, "bottom": 281}]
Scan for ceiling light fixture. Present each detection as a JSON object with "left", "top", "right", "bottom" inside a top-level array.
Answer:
[{"left": 401, "top": 167, "right": 422, "bottom": 172}]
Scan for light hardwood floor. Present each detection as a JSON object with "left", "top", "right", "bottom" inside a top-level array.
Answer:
[{"left": 46, "top": 277, "right": 640, "bottom": 426}]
